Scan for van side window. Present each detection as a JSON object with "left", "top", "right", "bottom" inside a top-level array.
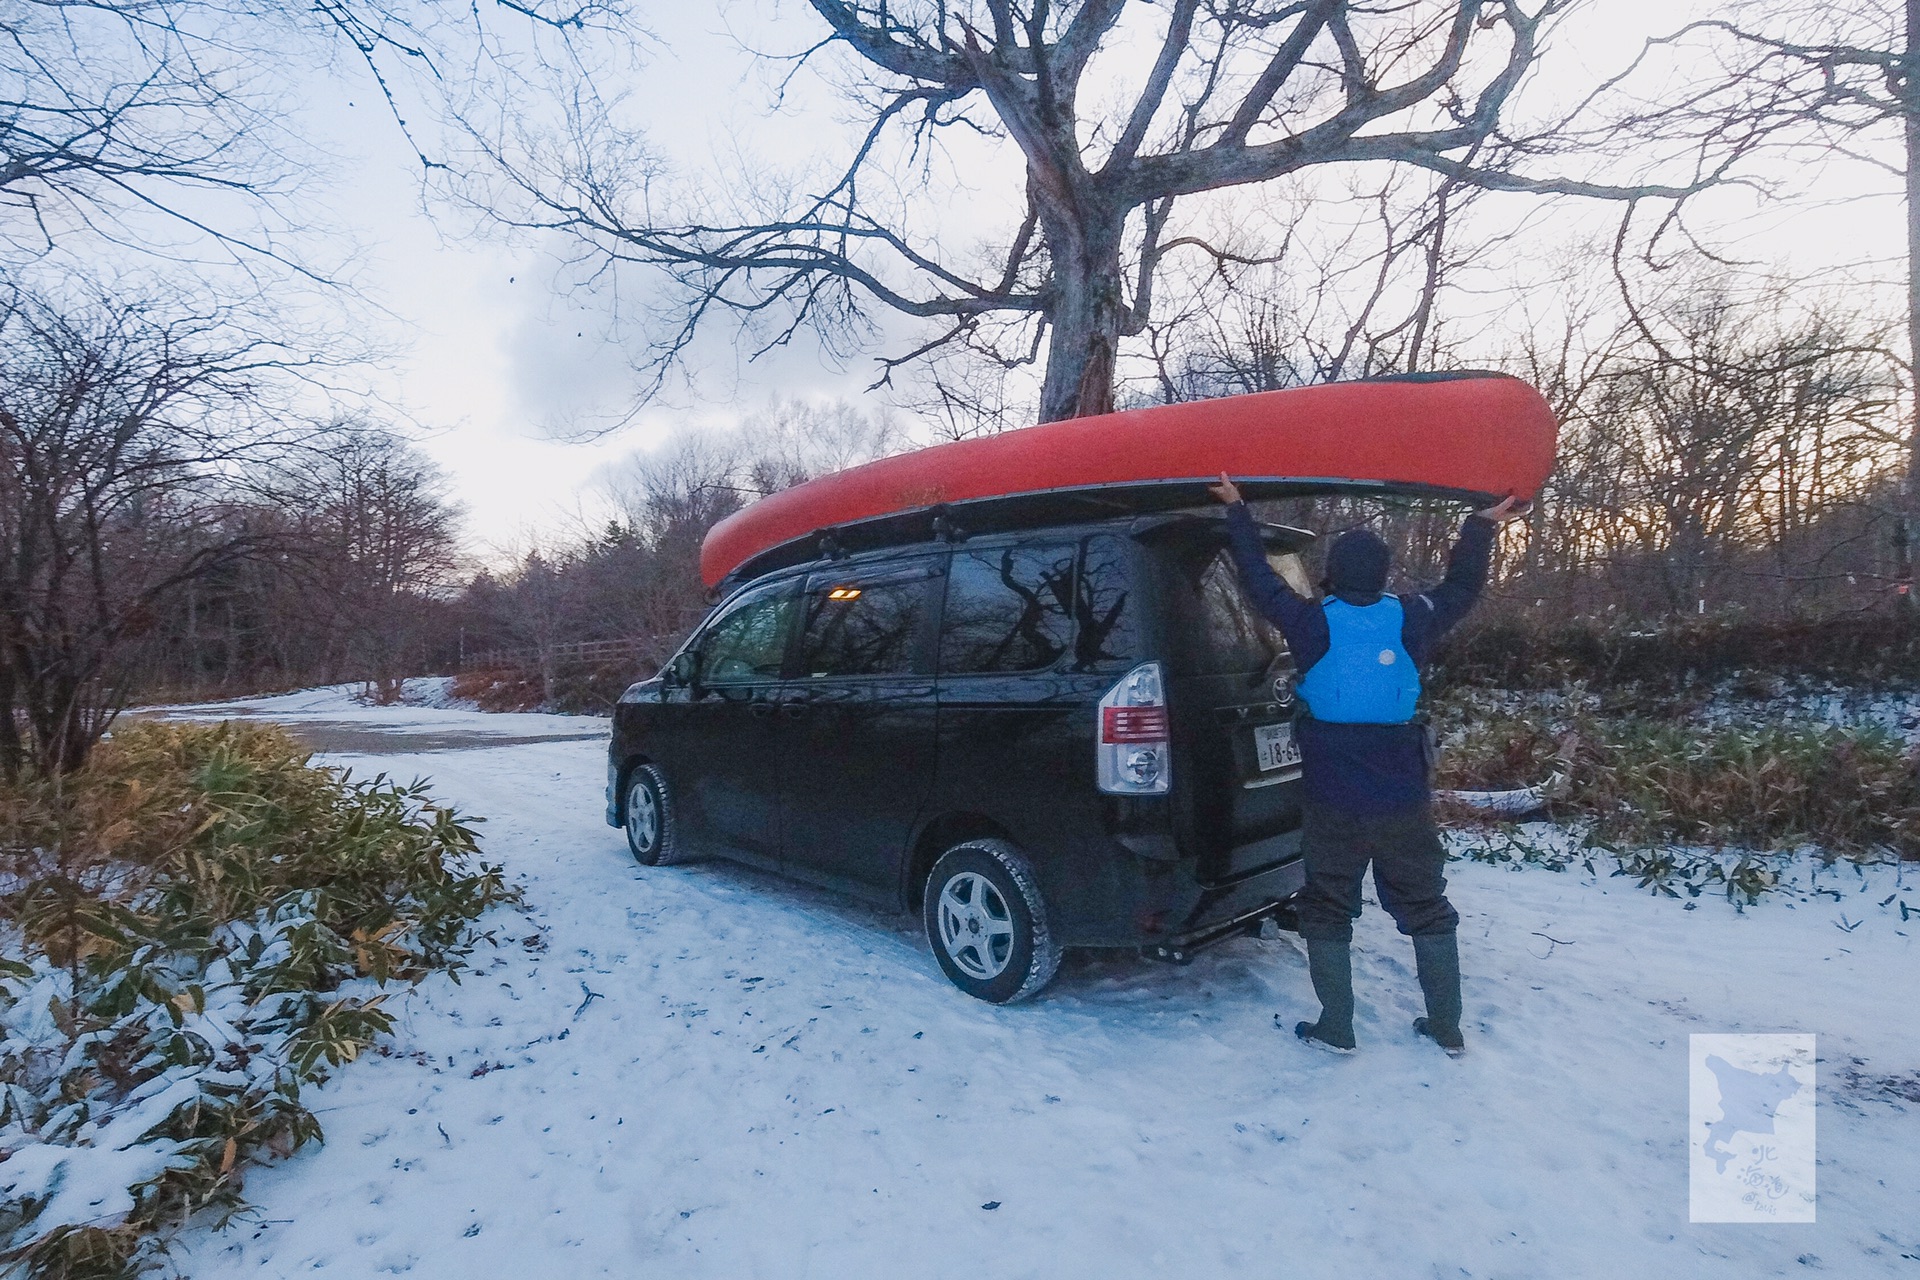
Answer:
[
  {"left": 695, "top": 579, "right": 796, "bottom": 684},
  {"left": 798, "top": 567, "right": 933, "bottom": 677},
  {"left": 940, "top": 544, "right": 1075, "bottom": 674},
  {"left": 1072, "top": 535, "right": 1137, "bottom": 671}
]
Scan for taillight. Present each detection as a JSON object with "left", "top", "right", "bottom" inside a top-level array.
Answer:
[{"left": 1097, "top": 662, "right": 1170, "bottom": 794}]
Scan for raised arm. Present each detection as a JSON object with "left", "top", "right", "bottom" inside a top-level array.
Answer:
[
  {"left": 1211, "top": 474, "right": 1326, "bottom": 658},
  {"left": 1403, "top": 495, "right": 1527, "bottom": 658}
]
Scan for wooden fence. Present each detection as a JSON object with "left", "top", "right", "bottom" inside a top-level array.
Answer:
[{"left": 460, "top": 636, "right": 672, "bottom": 674}]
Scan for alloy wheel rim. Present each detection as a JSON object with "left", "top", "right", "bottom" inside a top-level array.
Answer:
[
  {"left": 628, "top": 782, "right": 659, "bottom": 852},
  {"left": 936, "top": 872, "right": 1016, "bottom": 980}
]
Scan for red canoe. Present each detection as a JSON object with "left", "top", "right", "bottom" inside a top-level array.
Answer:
[{"left": 702, "top": 372, "right": 1557, "bottom": 588}]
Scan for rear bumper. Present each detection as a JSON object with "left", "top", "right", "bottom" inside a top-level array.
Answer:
[{"left": 1050, "top": 840, "right": 1305, "bottom": 949}]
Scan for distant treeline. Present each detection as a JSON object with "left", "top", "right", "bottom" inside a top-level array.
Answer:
[
  {"left": 9, "top": 275, "right": 1916, "bottom": 777},
  {"left": 140, "top": 275, "right": 1920, "bottom": 712},
  {"left": 127, "top": 401, "right": 911, "bottom": 711}
]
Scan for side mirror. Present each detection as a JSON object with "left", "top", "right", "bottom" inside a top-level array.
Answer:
[{"left": 667, "top": 651, "right": 697, "bottom": 687}]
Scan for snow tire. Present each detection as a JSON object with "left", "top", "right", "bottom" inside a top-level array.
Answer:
[
  {"left": 923, "top": 839, "right": 1061, "bottom": 1004},
  {"left": 625, "top": 764, "right": 692, "bottom": 867}
]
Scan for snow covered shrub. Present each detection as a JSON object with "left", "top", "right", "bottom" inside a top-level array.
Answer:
[
  {"left": 0, "top": 721, "right": 514, "bottom": 1278},
  {"left": 1583, "top": 720, "right": 1920, "bottom": 857}
]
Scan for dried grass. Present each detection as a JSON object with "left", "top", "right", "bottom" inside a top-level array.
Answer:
[{"left": 1436, "top": 706, "right": 1920, "bottom": 860}]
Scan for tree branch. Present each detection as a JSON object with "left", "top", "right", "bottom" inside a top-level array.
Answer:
[
  {"left": 1105, "top": 0, "right": 1199, "bottom": 172},
  {"left": 1218, "top": 0, "right": 1343, "bottom": 147},
  {"left": 807, "top": 0, "right": 974, "bottom": 84}
]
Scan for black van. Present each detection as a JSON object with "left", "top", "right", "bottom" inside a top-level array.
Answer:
[{"left": 604, "top": 510, "right": 1318, "bottom": 1002}]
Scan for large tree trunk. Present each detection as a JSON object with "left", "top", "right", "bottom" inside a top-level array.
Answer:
[
  {"left": 20, "top": 668, "right": 95, "bottom": 776},
  {"left": 1036, "top": 208, "right": 1126, "bottom": 424}
]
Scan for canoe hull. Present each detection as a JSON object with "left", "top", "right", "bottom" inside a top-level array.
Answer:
[{"left": 701, "top": 373, "right": 1557, "bottom": 588}]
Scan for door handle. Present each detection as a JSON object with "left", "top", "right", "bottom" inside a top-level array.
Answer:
[
  {"left": 749, "top": 701, "right": 776, "bottom": 719},
  {"left": 779, "top": 701, "right": 809, "bottom": 719}
]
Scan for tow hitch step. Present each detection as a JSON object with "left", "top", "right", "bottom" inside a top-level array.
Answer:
[{"left": 1145, "top": 900, "right": 1300, "bottom": 965}]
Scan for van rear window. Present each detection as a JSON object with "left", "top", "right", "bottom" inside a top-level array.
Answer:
[
  {"left": 1165, "top": 545, "right": 1288, "bottom": 676},
  {"left": 1070, "top": 535, "right": 1137, "bottom": 671}
]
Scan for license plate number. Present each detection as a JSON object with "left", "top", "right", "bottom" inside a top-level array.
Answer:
[{"left": 1253, "top": 721, "right": 1301, "bottom": 772}]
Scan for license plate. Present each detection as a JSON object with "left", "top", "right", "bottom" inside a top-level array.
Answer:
[{"left": 1253, "top": 721, "right": 1302, "bottom": 772}]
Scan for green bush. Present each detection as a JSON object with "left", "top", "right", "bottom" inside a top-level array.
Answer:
[{"left": 0, "top": 721, "right": 514, "bottom": 1278}]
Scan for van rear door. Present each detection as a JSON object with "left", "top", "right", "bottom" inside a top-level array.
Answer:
[{"left": 1140, "top": 519, "right": 1313, "bottom": 884}]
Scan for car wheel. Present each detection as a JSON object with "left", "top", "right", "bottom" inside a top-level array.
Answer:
[
  {"left": 624, "top": 765, "right": 688, "bottom": 866},
  {"left": 922, "top": 839, "right": 1061, "bottom": 1004}
]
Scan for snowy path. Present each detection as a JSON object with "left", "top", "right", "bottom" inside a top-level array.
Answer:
[{"left": 166, "top": 690, "right": 1918, "bottom": 1279}]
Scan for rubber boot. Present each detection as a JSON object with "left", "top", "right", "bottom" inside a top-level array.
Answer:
[
  {"left": 1293, "top": 937, "right": 1357, "bottom": 1054},
  {"left": 1411, "top": 931, "right": 1466, "bottom": 1056}
]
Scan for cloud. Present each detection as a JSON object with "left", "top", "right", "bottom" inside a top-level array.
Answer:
[{"left": 500, "top": 287, "right": 645, "bottom": 439}]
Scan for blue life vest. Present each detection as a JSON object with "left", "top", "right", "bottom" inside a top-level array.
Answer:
[{"left": 1296, "top": 597, "right": 1420, "bottom": 724}]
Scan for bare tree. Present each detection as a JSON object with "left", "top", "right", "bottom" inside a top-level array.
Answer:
[
  {"left": 452, "top": 1, "right": 1757, "bottom": 426},
  {"left": 0, "top": 0, "right": 619, "bottom": 270},
  {"left": 271, "top": 423, "right": 464, "bottom": 701},
  {"left": 0, "top": 0, "right": 328, "bottom": 268},
  {"left": 1497, "top": 267, "right": 1903, "bottom": 617},
  {"left": 599, "top": 396, "right": 907, "bottom": 602},
  {"left": 1656, "top": 3, "right": 1920, "bottom": 598},
  {"left": 0, "top": 278, "right": 320, "bottom": 774},
  {"left": 1138, "top": 166, "right": 1512, "bottom": 402}
]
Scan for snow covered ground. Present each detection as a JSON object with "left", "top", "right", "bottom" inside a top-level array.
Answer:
[
  {"left": 152, "top": 692, "right": 1918, "bottom": 1279},
  {"left": 144, "top": 680, "right": 610, "bottom": 756}
]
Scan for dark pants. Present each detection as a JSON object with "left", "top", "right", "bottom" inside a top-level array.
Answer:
[{"left": 1295, "top": 803, "right": 1459, "bottom": 942}]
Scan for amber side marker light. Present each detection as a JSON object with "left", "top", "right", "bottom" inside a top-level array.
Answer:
[{"left": 826, "top": 587, "right": 862, "bottom": 601}]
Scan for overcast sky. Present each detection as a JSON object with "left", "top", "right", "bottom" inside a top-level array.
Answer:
[
  {"left": 287, "top": 3, "right": 860, "bottom": 555},
  {"left": 287, "top": 0, "right": 1906, "bottom": 556}
]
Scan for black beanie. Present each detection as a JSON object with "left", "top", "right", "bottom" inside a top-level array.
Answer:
[{"left": 1325, "top": 529, "right": 1390, "bottom": 596}]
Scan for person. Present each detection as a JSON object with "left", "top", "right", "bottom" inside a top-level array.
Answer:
[{"left": 1207, "top": 473, "right": 1527, "bottom": 1056}]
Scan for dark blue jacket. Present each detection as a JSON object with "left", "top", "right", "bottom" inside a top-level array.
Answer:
[{"left": 1224, "top": 502, "right": 1496, "bottom": 813}]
